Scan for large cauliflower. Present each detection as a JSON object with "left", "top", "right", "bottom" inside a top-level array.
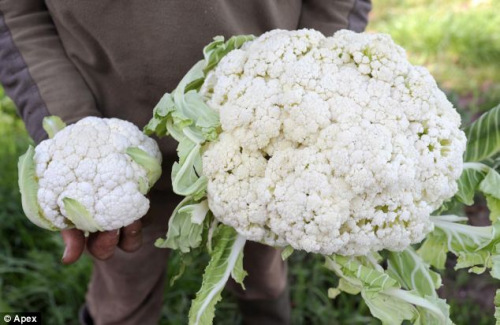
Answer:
[
  {"left": 18, "top": 116, "right": 162, "bottom": 232},
  {"left": 198, "top": 29, "right": 466, "bottom": 255}
]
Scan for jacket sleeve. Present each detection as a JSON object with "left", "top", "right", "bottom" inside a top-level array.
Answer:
[
  {"left": 0, "top": 0, "right": 101, "bottom": 143},
  {"left": 298, "top": 0, "right": 372, "bottom": 35}
]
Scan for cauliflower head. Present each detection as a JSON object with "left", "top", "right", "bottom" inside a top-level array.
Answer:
[
  {"left": 200, "top": 29, "right": 466, "bottom": 255},
  {"left": 19, "top": 116, "right": 162, "bottom": 232}
]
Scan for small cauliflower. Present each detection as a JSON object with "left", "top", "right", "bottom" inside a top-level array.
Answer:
[
  {"left": 199, "top": 29, "right": 466, "bottom": 255},
  {"left": 18, "top": 116, "right": 162, "bottom": 232}
]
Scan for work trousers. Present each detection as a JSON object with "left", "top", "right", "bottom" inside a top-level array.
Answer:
[{"left": 85, "top": 190, "right": 288, "bottom": 325}]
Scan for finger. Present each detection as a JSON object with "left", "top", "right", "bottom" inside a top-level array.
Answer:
[
  {"left": 61, "top": 228, "right": 86, "bottom": 265},
  {"left": 118, "top": 220, "right": 143, "bottom": 253},
  {"left": 87, "top": 229, "right": 120, "bottom": 260}
]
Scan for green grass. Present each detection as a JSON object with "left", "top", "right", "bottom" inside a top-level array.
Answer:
[
  {"left": 0, "top": 88, "right": 92, "bottom": 324},
  {"left": 1, "top": 1, "right": 500, "bottom": 323},
  {"left": 368, "top": 0, "right": 500, "bottom": 113}
]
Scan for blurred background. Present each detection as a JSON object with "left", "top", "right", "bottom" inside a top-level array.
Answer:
[{"left": 1, "top": 0, "right": 499, "bottom": 324}]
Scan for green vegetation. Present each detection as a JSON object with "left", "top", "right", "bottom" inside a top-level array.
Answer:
[
  {"left": 1, "top": 1, "right": 499, "bottom": 323},
  {"left": 0, "top": 88, "right": 92, "bottom": 323},
  {"left": 368, "top": 0, "right": 500, "bottom": 113}
]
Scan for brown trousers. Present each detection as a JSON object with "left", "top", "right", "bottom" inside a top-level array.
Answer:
[{"left": 86, "top": 191, "right": 288, "bottom": 325}]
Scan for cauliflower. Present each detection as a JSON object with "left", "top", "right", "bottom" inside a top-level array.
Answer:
[
  {"left": 198, "top": 29, "right": 466, "bottom": 255},
  {"left": 146, "top": 29, "right": 466, "bottom": 256},
  {"left": 18, "top": 116, "right": 162, "bottom": 232},
  {"left": 145, "top": 30, "right": 499, "bottom": 325}
]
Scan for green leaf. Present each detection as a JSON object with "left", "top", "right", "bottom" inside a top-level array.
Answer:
[
  {"left": 206, "top": 218, "right": 219, "bottom": 254},
  {"left": 171, "top": 144, "right": 208, "bottom": 199},
  {"left": 431, "top": 215, "right": 494, "bottom": 254},
  {"left": 126, "top": 147, "right": 162, "bottom": 190},
  {"left": 337, "top": 278, "right": 362, "bottom": 295},
  {"left": 185, "top": 78, "right": 205, "bottom": 93},
  {"left": 327, "top": 288, "right": 341, "bottom": 299},
  {"left": 384, "top": 289, "right": 452, "bottom": 325},
  {"left": 179, "top": 91, "right": 220, "bottom": 139},
  {"left": 178, "top": 199, "right": 210, "bottom": 225},
  {"left": 281, "top": 246, "right": 294, "bottom": 261},
  {"left": 17, "top": 146, "right": 58, "bottom": 231},
  {"left": 169, "top": 254, "right": 187, "bottom": 287},
  {"left": 417, "top": 234, "right": 448, "bottom": 269},
  {"left": 456, "top": 167, "right": 486, "bottom": 205},
  {"left": 168, "top": 62, "right": 220, "bottom": 141},
  {"left": 137, "top": 178, "right": 148, "bottom": 195},
  {"left": 62, "top": 197, "right": 103, "bottom": 232},
  {"left": 486, "top": 195, "right": 500, "bottom": 222},
  {"left": 495, "top": 289, "right": 500, "bottom": 324},
  {"left": 155, "top": 197, "right": 205, "bottom": 253},
  {"left": 325, "top": 255, "right": 452, "bottom": 325},
  {"left": 202, "top": 35, "right": 255, "bottom": 75},
  {"left": 328, "top": 255, "right": 399, "bottom": 292},
  {"left": 42, "top": 116, "right": 66, "bottom": 138},
  {"left": 167, "top": 118, "right": 191, "bottom": 143},
  {"left": 490, "top": 243, "right": 500, "bottom": 280},
  {"left": 361, "top": 289, "right": 417, "bottom": 325},
  {"left": 325, "top": 254, "right": 397, "bottom": 304},
  {"left": 188, "top": 226, "right": 246, "bottom": 325},
  {"left": 412, "top": 294, "right": 452, "bottom": 325},
  {"left": 427, "top": 215, "right": 500, "bottom": 278},
  {"left": 231, "top": 249, "right": 247, "bottom": 290},
  {"left": 387, "top": 248, "right": 442, "bottom": 298},
  {"left": 455, "top": 250, "right": 490, "bottom": 274},
  {"left": 453, "top": 162, "right": 500, "bottom": 206},
  {"left": 154, "top": 92, "right": 176, "bottom": 118},
  {"left": 177, "top": 136, "right": 197, "bottom": 165},
  {"left": 182, "top": 124, "right": 208, "bottom": 144},
  {"left": 143, "top": 116, "right": 163, "bottom": 136},
  {"left": 450, "top": 162, "right": 500, "bottom": 222},
  {"left": 464, "top": 103, "right": 500, "bottom": 162},
  {"left": 479, "top": 167, "right": 500, "bottom": 200},
  {"left": 143, "top": 93, "right": 176, "bottom": 136}
]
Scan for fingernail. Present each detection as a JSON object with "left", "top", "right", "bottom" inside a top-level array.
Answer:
[{"left": 62, "top": 246, "right": 68, "bottom": 262}]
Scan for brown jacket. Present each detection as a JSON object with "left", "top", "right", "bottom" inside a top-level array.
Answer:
[
  {"left": 0, "top": 0, "right": 371, "bottom": 190},
  {"left": 0, "top": 2, "right": 372, "bottom": 323}
]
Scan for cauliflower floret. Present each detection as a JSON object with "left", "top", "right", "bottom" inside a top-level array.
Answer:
[
  {"left": 201, "top": 29, "right": 466, "bottom": 255},
  {"left": 203, "top": 134, "right": 274, "bottom": 242},
  {"left": 33, "top": 117, "right": 162, "bottom": 231}
]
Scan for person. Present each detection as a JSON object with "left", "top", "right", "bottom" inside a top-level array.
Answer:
[{"left": 0, "top": 1, "right": 371, "bottom": 324}]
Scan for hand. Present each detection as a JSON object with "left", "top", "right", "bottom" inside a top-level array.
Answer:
[{"left": 61, "top": 220, "right": 143, "bottom": 264}]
